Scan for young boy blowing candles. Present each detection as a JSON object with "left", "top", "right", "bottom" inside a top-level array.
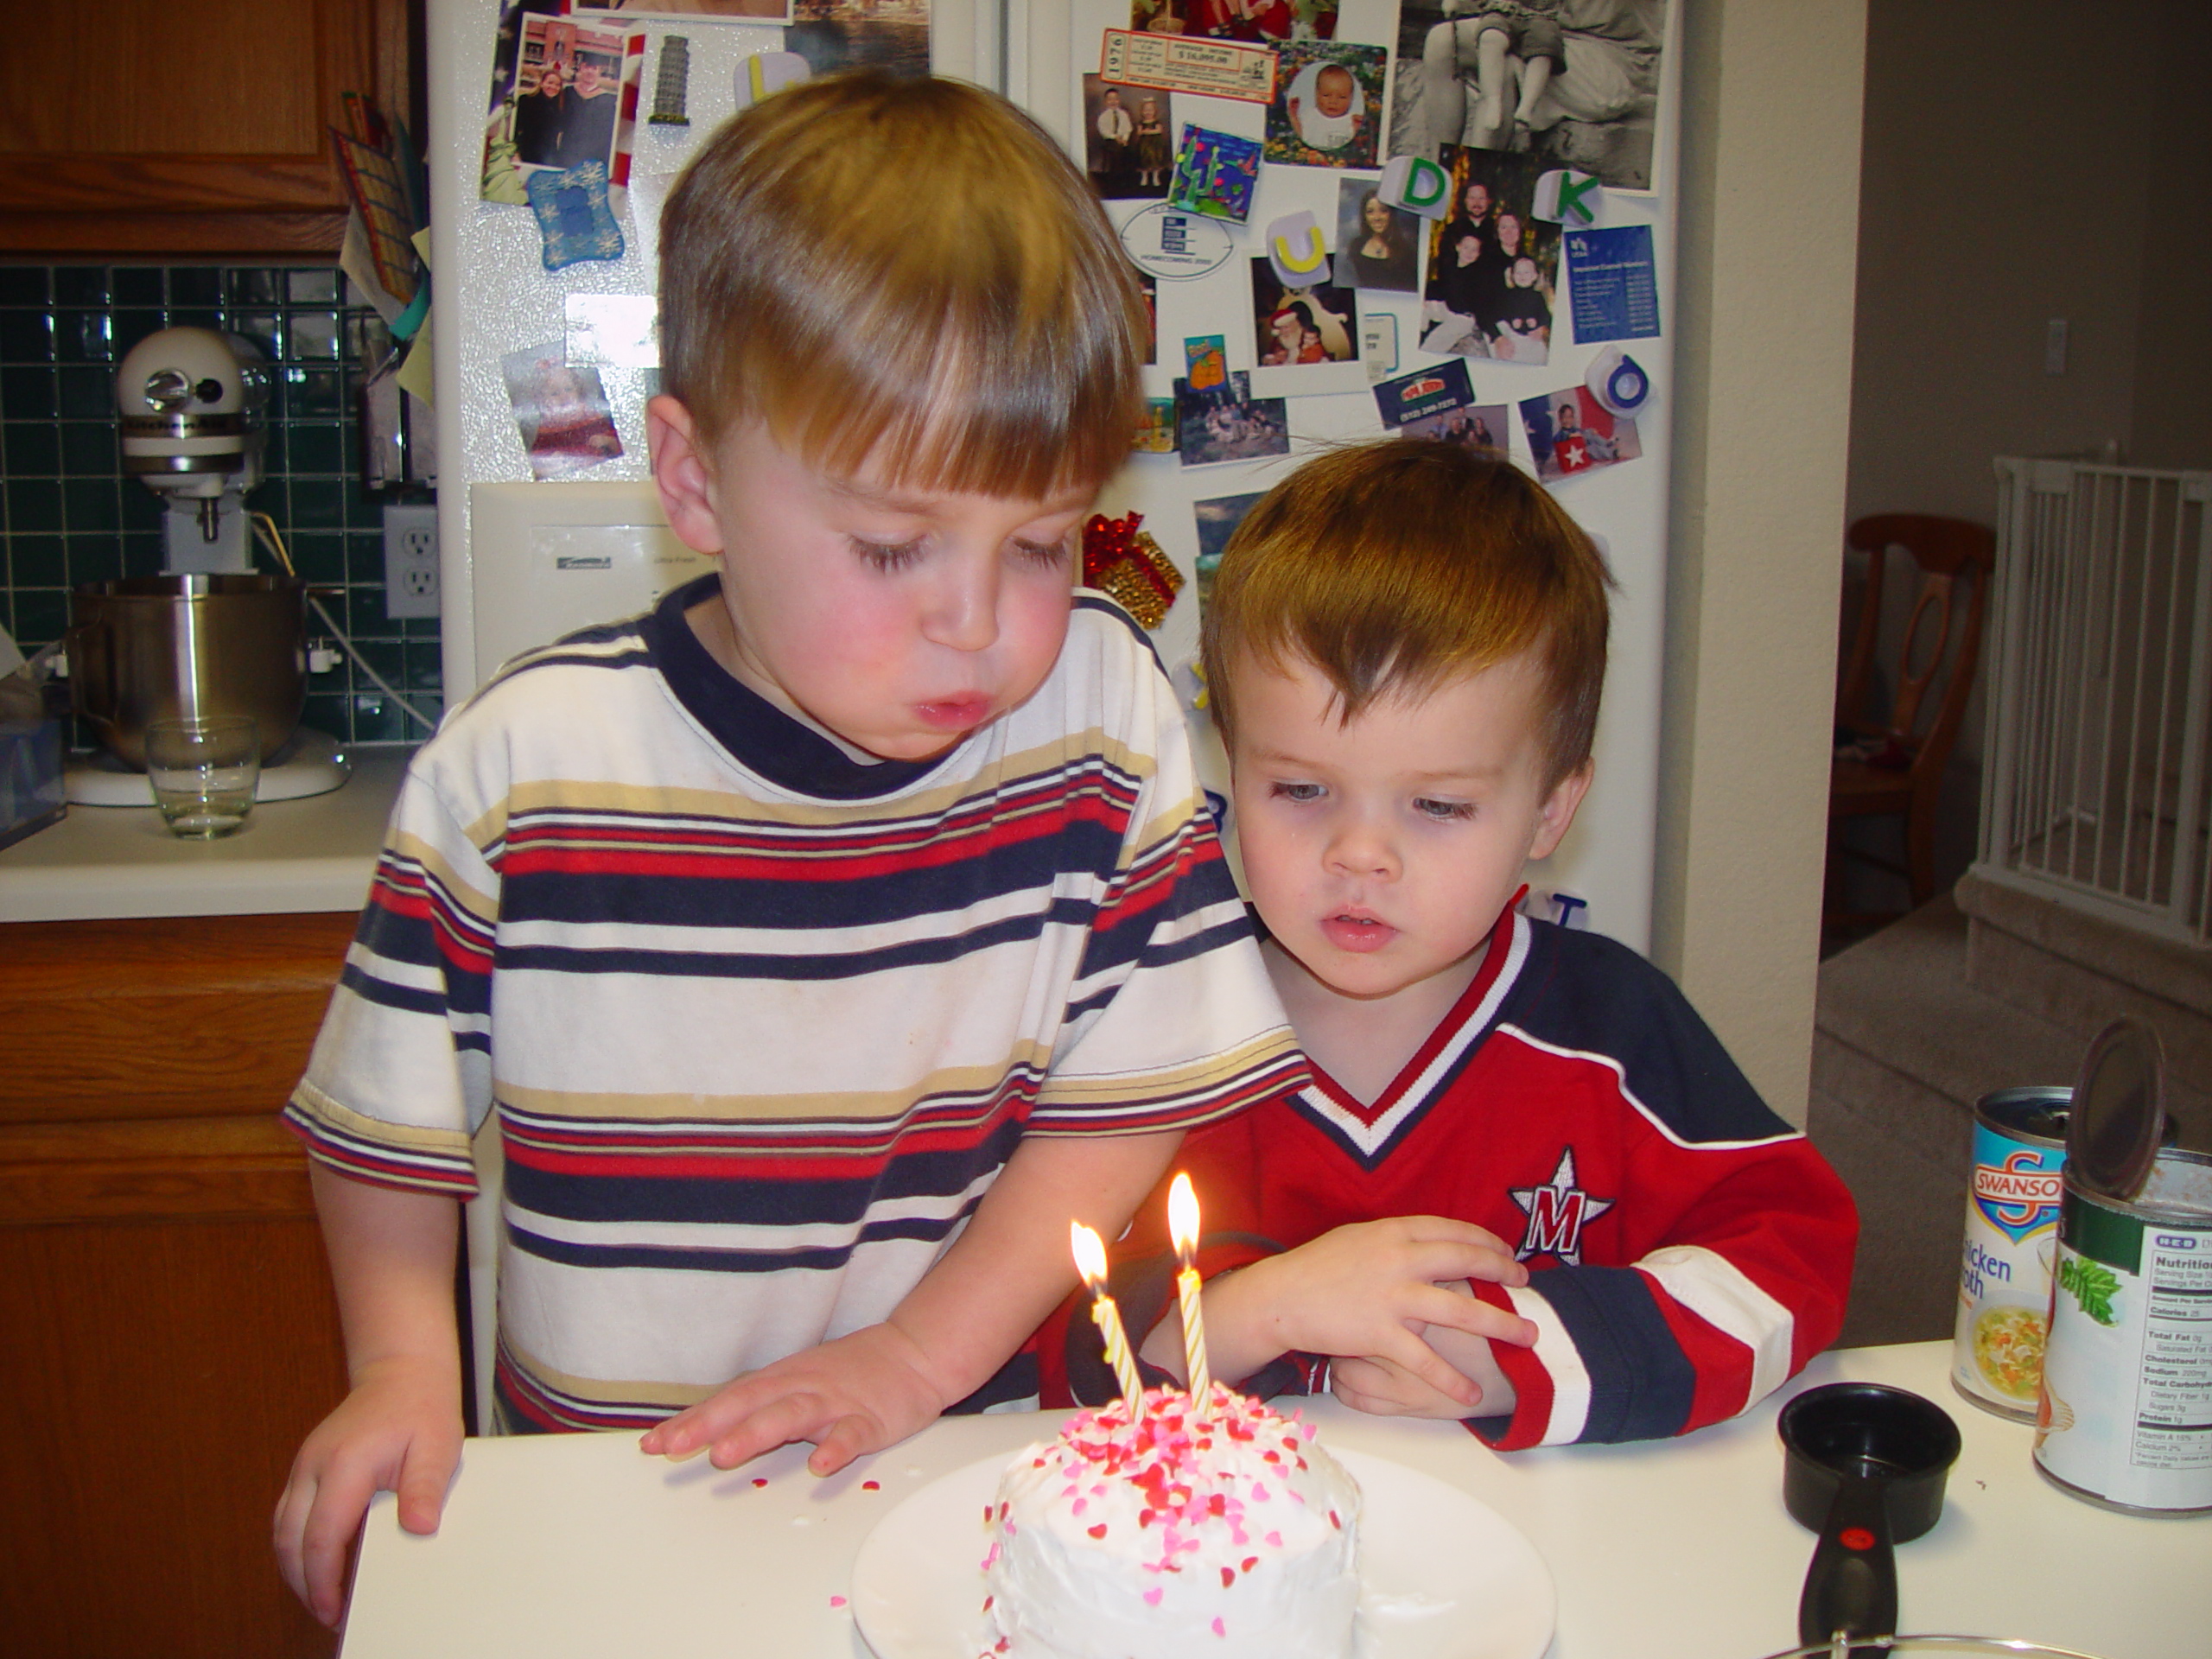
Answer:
[
  {"left": 1046, "top": 439, "right": 1856, "bottom": 1446},
  {"left": 272, "top": 74, "right": 1303, "bottom": 1626}
]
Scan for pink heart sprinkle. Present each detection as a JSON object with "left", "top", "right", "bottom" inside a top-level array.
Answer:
[
  {"left": 1144, "top": 1587, "right": 1164, "bottom": 1606},
  {"left": 1265, "top": 1531, "right": 1282, "bottom": 1548},
  {"left": 829, "top": 1595, "right": 847, "bottom": 1609},
  {"left": 1212, "top": 1617, "right": 1227, "bottom": 1637}
]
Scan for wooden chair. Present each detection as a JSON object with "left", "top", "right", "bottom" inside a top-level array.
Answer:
[{"left": 1826, "top": 513, "right": 1997, "bottom": 927}]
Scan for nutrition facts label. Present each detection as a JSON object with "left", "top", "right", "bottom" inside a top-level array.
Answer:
[{"left": 2133, "top": 1233, "right": 2212, "bottom": 1471}]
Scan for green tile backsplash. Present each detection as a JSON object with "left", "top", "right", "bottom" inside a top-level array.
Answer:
[{"left": 0, "top": 263, "right": 441, "bottom": 747}]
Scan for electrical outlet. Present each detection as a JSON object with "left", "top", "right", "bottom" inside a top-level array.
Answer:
[{"left": 383, "top": 504, "right": 440, "bottom": 620}]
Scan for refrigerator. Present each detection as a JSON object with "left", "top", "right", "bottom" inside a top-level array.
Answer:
[{"left": 424, "top": 0, "right": 1677, "bottom": 951}]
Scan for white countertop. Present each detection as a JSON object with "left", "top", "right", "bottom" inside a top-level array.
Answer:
[
  {"left": 0, "top": 747, "right": 408, "bottom": 923},
  {"left": 340, "top": 1342, "right": 2206, "bottom": 1659}
]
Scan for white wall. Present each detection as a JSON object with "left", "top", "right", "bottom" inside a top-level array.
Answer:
[{"left": 1655, "top": 0, "right": 1869, "bottom": 1127}]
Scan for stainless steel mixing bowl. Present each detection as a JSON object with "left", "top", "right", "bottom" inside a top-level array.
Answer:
[{"left": 67, "top": 574, "right": 306, "bottom": 769}]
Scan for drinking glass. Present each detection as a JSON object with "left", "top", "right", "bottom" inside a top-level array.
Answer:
[{"left": 144, "top": 715, "right": 260, "bottom": 838}]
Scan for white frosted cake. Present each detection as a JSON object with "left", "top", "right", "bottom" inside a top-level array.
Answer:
[{"left": 982, "top": 1384, "right": 1362, "bottom": 1659}]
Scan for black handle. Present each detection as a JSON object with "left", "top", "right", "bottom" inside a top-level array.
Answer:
[{"left": 1797, "top": 1473, "right": 1897, "bottom": 1656}]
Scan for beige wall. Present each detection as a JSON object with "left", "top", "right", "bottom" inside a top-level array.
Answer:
[{"left": 1655, "top": 0, "right": 1869, "bottom": 1126}]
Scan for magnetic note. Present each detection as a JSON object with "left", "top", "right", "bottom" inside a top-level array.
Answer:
[
  {"left": 1167, "top": 125, "right": 1262, "bottom": 223},
  {"left": 1102, "top": 28, "right": 1277, "bottom": 104},
  {"left": 1120, "top": 200, "right": 1236, "bottom": 280},
  {"left": 1361, "top": 313, "right": 1398, "bottom": 383},
  {"left": 1564, "top": 224, "right": 1661, "bottom": 344},
  {"left": 1373, "top": 358, "right": 1475, "bottom": 429},
  {"left": 1184, "top": 334, "right": 1228, "bottom": 391}
]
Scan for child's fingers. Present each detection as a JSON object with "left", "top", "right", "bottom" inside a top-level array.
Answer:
[
  {"left": 708, "top": 1390, "right": 833, "bottom": 1471},
  {"left": 643, "top": 1374, "right": 774, "bottom": 1459},
  {"left": 806, "top": 1412, "right": 880, "bottom": 1476},
  {"left": 394, "top": 1422, "right": 463, "bottom": 1536},
  {"left": 1394, "top": 1215, "right": 1518, "bottom": 1257},
  {"left": 296, "top": 1461, "right": 378, "bottom": 1629},
  {"left": 1404, "top": 1236, "right": 1529, "bottom": 1289},
  {"left": 1414, "top": 1281, "right": 1540, "bottom": 1348},
  {"left": 1371, "top": 1325, "right": 1484, "bottom": 1409}
]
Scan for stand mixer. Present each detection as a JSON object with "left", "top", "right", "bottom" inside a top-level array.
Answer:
[{"left": 65, "top": 326, "right": 350, "bottom": 804}]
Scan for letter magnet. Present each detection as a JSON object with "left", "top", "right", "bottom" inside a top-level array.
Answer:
[
  {"left": 1265, "top": 210, "right": 1329, "bottom": 289},
  {"left": 1378, "top": 155, "right": 1452, "bottom": 219},
  {"left": 735, "top": 50, "right": 809, "bottom": 109},
  {"left": 1533, "top": 168, "right": 1604, "bottom": 227}
]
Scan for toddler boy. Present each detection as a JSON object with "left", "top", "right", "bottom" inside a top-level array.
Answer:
[
  {"left": 274, "top": 74, "right": 1301, "bottom": 1625},
  {"left": 1051, "top": 440, "right": 1854, "bottom": 1448}
]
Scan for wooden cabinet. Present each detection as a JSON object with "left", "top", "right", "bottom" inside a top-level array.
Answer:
[
  {"left": 0, "top": 911, "right": 359, "bottom": 1659},
  {"left": 0, "top": 0, "right": 414, "bottom": 256}
]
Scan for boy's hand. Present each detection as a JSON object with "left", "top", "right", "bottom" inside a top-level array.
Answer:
[
  {"left": 639, "top": 1316, "right": 954, "bottom": 1477},
  {"left": 1331, "top": 1351, "right": 1500, "bottom": 1419},
  {"left": 273, "top": 1353, "right": 463, "bottom": 1629},
  {"left": 1194, "top": 1217, "right": 1537, "bottom": 1408}
]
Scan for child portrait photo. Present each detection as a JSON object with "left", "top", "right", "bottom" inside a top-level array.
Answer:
[
  {"left": 501, "top": 345, "right": 624, "bottom": 480},
  {"left": 1518, "top": 383, "right": 1641, "bottom": 481},
  {"left": 1264, "top": 41, "right": 1389, "bottom": 168},
  {"left": 1084, "top": 76, "right": 1176, "bottom": 199}
]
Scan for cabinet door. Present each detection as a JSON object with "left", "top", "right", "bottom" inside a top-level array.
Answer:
[{"left": 0, "top": 0, "right": 411, "bottom": 255}]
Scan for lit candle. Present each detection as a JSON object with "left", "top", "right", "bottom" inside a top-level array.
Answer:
[
  {"left": 1071, "top": 1221, "right": 1146, "bottom": 1410},
  {"left": 1166, "top": 1172, "right": 1211, "bottom": 1401}
]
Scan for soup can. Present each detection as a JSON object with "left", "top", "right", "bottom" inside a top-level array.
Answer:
[
  {"left": 1950, "top": 1088, "right": 2069, "bottom": 1420},
  {"left": 2033, "top": 1145, "right": 2212, "bottom": 1516}
]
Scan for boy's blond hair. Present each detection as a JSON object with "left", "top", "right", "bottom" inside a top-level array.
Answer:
[
  {"left": 660, "top": 73, "right": 1147, "bottom": 499},
  {"left": 1201, "top": 439, "right": 1612, "bottom": 787}
]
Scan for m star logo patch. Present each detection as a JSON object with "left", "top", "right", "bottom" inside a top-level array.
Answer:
[{"left": 1509, "top": 1147, "right": 1614, "bottom": 1265}]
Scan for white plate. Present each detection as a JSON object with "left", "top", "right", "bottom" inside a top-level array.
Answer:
[{"left": 851, "top": 1446, "right": 1555, "bottom": 1659}]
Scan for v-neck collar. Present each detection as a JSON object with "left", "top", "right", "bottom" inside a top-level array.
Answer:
[{"left": 1287, "top": 906, "right": 1533, "bottom": 1170}]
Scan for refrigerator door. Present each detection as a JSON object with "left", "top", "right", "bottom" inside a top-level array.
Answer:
[
  {"left": 1007, "top": 0, "right": 1678, "bottom": 952},
  {"left": 424, "top": 0, "right": 995, "bottom": 696}
]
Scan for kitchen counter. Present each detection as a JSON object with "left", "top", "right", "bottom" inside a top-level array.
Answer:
[{"left": 0, "top": 746, "right": 407, "bottom": 923}]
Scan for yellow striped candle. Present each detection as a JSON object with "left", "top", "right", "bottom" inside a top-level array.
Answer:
[
  {"left": 1070, "top": 1221, "right": 1146, "bottom": 1411},
  {"left": 1166, "top": 1173, "right": 1211, "bottom": 1401}
]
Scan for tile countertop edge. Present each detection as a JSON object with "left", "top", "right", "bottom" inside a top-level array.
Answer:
[{"left": 0, "top": 747, "right": 410, "bottom": 924}]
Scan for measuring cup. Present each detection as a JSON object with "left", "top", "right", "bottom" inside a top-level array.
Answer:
[{"left": 1779, "top": 1382, "right": 1962, "bottom": 1655}]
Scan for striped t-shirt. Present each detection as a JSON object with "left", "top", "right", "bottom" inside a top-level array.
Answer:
[{"left": 284, "top": 580, "right": 1302, "bottom": 1429}]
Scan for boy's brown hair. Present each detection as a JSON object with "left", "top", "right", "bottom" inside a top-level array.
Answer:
[
  {"left": 659, "top": 73, "right": 1147, "bottom": 500},
  {"left": 1201, "top": 439, "right": 1613, "bottom": 786}
]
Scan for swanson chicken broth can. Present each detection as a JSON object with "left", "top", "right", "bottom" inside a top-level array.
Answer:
[
  {"left": 2034, "top": 1147, "right": 2212, "bottom": 1515},
  {"left": 1951, "top": 1088, "right": 2069, "bottom": 1420}
]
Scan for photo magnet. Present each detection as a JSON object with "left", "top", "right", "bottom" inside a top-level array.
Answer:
[
  {"left": 1534, "top": 168, "right": 1604, "bottom": 227},
  {"left": 1378, "top": 155, "right": 1452, "bottom": 219},
  {"left": 1265, "top": 210, "right": 1330, "bottom": 289},
  {"left": 736, "top": 50, "right": 809, "bottom": 109}
]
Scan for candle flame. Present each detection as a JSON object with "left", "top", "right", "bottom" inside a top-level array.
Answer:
[
  {"left": 1071, "top": 1220, "right": 1109, "bottom": 1287},
  {"left": 1168, "top": 1171, "right": 1199, "bottom": 1251}
]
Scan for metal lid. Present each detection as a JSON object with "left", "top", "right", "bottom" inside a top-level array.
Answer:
[{"left": 2064, "top": 1018, "right": 2166, "bottom": 1203}]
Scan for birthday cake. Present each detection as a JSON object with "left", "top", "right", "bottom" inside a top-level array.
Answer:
[{"left": 981, "top": 1383, "right": 1362, "bottom": 1659}]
